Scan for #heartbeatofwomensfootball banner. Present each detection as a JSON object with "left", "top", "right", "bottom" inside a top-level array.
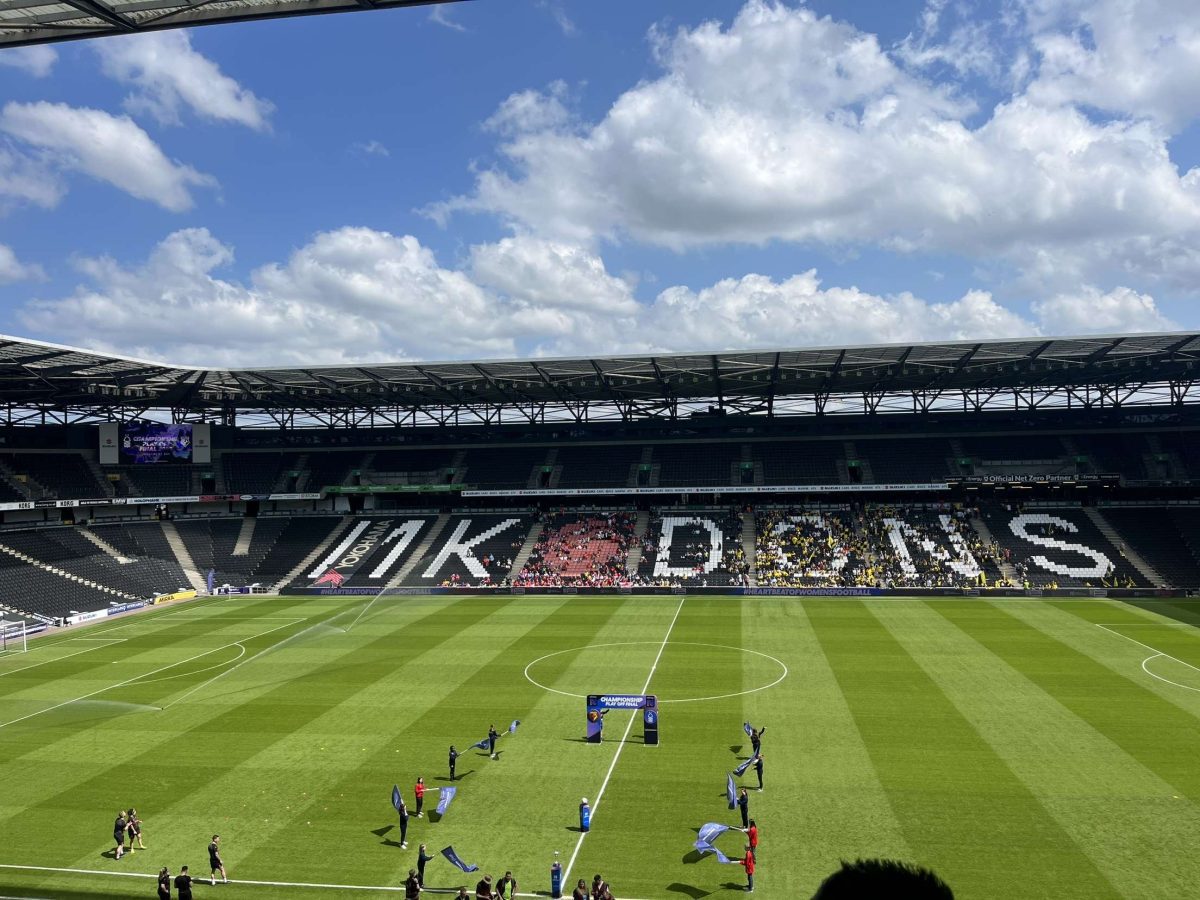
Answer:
[{"left": 441, "top": 846, "right": 479, "bottom": 873}]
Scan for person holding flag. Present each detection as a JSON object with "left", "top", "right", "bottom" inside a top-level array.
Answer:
[
  {"left": 751, "top": 726, "right": 766, "bottom": 757},
  {"left": 414, "top": 777, "right": 426, "bottom": 818},
  {"left": 754, "top": 754, "right": 764, "bottom": 792},
  {"left": 741, "top": 820, "right": 759, "bottom": 857},
  {"left": 739, "top": 844, "right": 756, "bottom": 893},
  {"left": 449, "top": 745, "right": 459, "bottom": 781},
  {"left": 738, "top": 787, "right": 750, "bottom": 829},
  {"left": 487, "top": 724, "right": 499, "bottom": 759}
]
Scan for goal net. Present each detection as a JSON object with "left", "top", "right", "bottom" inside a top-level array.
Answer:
[{"left": 0, "top": 619, "right": 27, "bottom": 653}]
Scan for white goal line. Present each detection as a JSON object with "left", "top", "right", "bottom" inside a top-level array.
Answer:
[{"left": 0, "top": 864, "right": 655, "bottom": 899}]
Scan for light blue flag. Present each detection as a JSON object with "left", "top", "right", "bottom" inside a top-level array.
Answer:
[
  {"left": 734, "top": 753, "right": 759, "bottom": 777},
  {"left": 437, "top": 786, "right": 457, "bottom": 816},
  {"left": 697, "top": 823, "right": 729, "bottom": 845},
  {"left": 441, "top": 845, "right": 479, "bottom": 873},
  {"left": 726, "top": 773, "right": 736, "bottom": 809},
  {"left": 391, "top": 785, "right": 403, "bottom": 813},
  {"left": 509, "top": 719, "right": 521, "bottom": 734},
  {"left": 743, "top": 722, "right": 754, "bottom": 737}
]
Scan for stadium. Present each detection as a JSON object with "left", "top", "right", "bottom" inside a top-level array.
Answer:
[
  {"left": 3, "top": 0, "right": 1200, "bottom": 898},
  {"left": 0, "top": 330, "right": 1199, "bottom": 898}
]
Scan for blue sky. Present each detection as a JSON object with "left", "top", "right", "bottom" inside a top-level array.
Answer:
[{"left": 0, "top": 0, "right": 1198, "bottom": 365}]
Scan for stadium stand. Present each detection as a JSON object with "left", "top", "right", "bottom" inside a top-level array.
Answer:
[
  {"left": 292, "top": 515, "right": 437, "bottom": 587},
  {"left": 514, "top": 512, "right": 637, "bottom": 586},
  {"left": 403, "top": 512, "right": 533, "bottom": 586},
  {"left": 221, "top": 452, "right": 287, "bottom": 494},
  {"left": 115, "top": 465, "right": 193, "bottom": 497},
  {"left": 1, "top": 452, "right": 109, "bottom": 500},
  {"left": 1098, "top": 507, "right": 1200, "bottom": 589},
  {"left": 554, "top": 445, "right": 643, "bottom": 489},
  {"left": 652, "top": 443, "right": 742, "bottom": 487},
  {"left": 757, "top": 440, "right": 844, "bottom": 485},
  {"left": 458, "top": 449, "right": 540, "bottom": 489},
  {"left": 858, "top": 439, "right": 953, "bottom": 483},
  {"left": 756, "top": 508, "right": 868, "bottom": 586},
  {"left": 635, "top": 508, "right": 747, "bottom": 586},
  {"left": 978, "top": 504, "right": 1143, "bottom": 587}
]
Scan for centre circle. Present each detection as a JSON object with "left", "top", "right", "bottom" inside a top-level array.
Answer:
[{"left": 523, "top": 641, "right": 788, "bottom": 703}]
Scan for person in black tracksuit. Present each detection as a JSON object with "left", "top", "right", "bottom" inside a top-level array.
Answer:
[
  {"left": 449, "top": 745, "right": 459, "bottom": 781},
  {"left": 113, "top": 812, "right": 126, "bottom": 860},
  {"left": 397, "top": 797, "right": 410, "bottom": 849},
  {"left": 418, "top": 844, "right": 434, "bottom": 886},
  {"left": 488, "top": 725, "right": 498, "bottom": 759},
  {"left": 750, "top": 727, "right": 765, "bottom": 757},
  {"left": 157, "top": 867, "right": 171, "bottom": 900},
  {"left": 738, "top": 787, "right": 750, "bottom": 829},
  {"left": 755, "top": 754, "right": 764, "bottom": 791}
]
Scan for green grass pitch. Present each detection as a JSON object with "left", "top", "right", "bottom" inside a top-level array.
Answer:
[{"left": 3, "top": 593, "right": 1200, "bottom": 899}]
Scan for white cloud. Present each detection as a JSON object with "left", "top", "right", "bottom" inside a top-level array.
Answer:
[
  {"left": 95, "top": 31, "right": 273, "bottom": 130},
  {"left": 0, "top": 145, "right": 65, "bottom": 210},
  {"left": 0, "top": 101, "right": 216, "bottom": 212},
  {"left": 538, "top": 0, "right": 577, "bottom": 36},
  {"left": 24, "top": 226, "right": 1174, "bottom": 367},
  {"left": 428, "top": 5, "right": 467, "bottom": 32},
  {"left": 0, "top": 46, "right": 57, "bottom": 78},
  {"left": 437, "top": 0, "right": 1200, "bottom": 294},
  {"left": 1032, "top": 285, "right": 1176, "bottom": 335},
  {"left": 351, "top": 140, "right": 390, "bottom": 157},
  {"left": 0, "top": 244, "right": 43, "bottom": 284},
  {"left": 1022, "top": 0, "right": 1200, "bottom": 129}
]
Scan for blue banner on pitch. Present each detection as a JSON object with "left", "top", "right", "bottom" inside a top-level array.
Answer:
[
  {"left": 441, "top": 845, "right": 479, "bottom": 873},
  {"left": 437, "top": 786, "right": 457, "bottom": 816},
  {"left": 734, "top": 753, "right": 758, "bottom": 777}
]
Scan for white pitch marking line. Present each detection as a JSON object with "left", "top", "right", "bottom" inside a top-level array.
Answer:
[
  {"left": 1140, "top": 654, "right": 1200, "bottom": 694},
  {"left": 562, "top": 595, "right": 687, "bottom": 886},
  {"left": 0, "top": 639, "right": 126, "bottom": 679},
  {"left": 1094, "top": 623, "right": 1200, "bottom": 675},
  {"left": 524, "top": 640, "right": 788, "bottom": 703},
  {"left": 0, "top": 619, "right": 301, "bottom": 729},
  {"left": 0, "top": 865, "right": 656, "bottom": 898}
]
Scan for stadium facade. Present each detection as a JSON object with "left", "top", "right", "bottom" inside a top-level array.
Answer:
[{"left": 0, "top": 332, "right": 1198, "bottom": 632}]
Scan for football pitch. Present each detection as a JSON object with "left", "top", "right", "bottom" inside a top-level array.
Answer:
[{"left": 2, "top": 593, "right": 1200, "bottom": 900}]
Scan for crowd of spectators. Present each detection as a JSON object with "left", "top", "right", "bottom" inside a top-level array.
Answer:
[
  {"left": 514, "top": 512, "right": 638, "bottom": 587},
  {"left": 756, "top": 505, "right": 1007, "bottom": 588},
  {"left": 634, "top": 507, "right": 749, "bottom": 587}
]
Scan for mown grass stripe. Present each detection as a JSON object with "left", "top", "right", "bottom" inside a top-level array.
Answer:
[
  {"left": 971, "top": 600, "right": 1200, "bottom": 805},
  {"left": 808, "top": 600, "right": 1117, "bottom": 900},
  {"left": 886, "top": 600, "right": 1197, "bottom": 899}
]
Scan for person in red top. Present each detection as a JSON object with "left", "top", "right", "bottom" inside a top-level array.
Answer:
[
  {"left": 739, "top": 845, "right": 755, "bottom": 893},
  {"left": 414, "top": 778, "right": 426, "bottom": 818},
  {"left": 742, "top": 820, "right": 758, "bottom": 855}
]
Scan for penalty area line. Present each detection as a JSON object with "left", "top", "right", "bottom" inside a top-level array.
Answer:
[
  {"left": 562, "top": 595, "right": 687, "bottom": 886},
  {"left": 0, "top": 865, "right": 653, "bottom": 899}
]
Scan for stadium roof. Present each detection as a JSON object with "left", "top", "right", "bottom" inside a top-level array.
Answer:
[
  {"left": 1, "top": 331, "right": 1200, "bottom": 427},
  {"left": 0, "top": 0, "right": 465, "bottom": 48}
]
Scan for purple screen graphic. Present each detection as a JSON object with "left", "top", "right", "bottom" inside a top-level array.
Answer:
[{"left": 120, "top": 423, "right": 192, "bottom": 464}]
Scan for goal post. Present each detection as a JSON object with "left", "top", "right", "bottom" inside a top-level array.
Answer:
[{"left": 0, "top": 619, "right": 27, "bottom": 653}]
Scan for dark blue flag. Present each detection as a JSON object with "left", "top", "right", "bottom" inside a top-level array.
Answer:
[
  {"left": 744, "top": 722, "right": 754, "bottom": 738},
  {"left": 441, "top": 845, "right": 479, "bottom": 873},
  {"left": 734, "top": 753, "right": 759, "bottom": 777},
  {"left": 437, "top": 786, "right": 457, "bottom": 816},
  {"left": 391, "top": 785, "right": 402, "bottom": 813},
  {"left": 470, "top": 736, "right": 489, "bottom": 750},
  {"left": 726, "top": 773, "right": 736, "bottom": 809}
]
